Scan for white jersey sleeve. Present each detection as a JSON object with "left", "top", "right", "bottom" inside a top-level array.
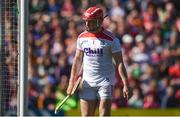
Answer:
[
  {"left": 76, "top": 37, "right": 83, "bottom": 50},
  {"left": 111, "top": 37, "right": 121, "bottom": 53}
]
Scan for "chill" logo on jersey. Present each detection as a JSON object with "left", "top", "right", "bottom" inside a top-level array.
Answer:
[{"left": 84, "top": 48, "right": 103, "bottom": 57}]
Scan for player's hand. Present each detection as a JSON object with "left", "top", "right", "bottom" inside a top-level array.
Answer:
[
  {"left": 66, "top": 82, "right": 73, "bottom": 96},
  {"left": 123, "top": 85, "right": 130, "bottom": 100}
]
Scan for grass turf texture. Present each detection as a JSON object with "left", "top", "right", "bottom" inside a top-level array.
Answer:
[{"left": 65, "top": 108, "right": 180, "bottom": 116}]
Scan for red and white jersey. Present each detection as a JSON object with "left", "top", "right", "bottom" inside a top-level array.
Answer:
[{"left": 77, "top": 28, "right": 121, "bottom": 86}]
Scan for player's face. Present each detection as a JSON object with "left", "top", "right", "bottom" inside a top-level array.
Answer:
[{"left": 85, "top": 19, "right": 101, "bottom": 32}]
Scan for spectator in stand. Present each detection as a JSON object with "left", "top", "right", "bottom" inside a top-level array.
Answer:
[
  {"left": 128, "top": 87, "right": 143, "bottom": 108},
  {"left": 61, "top": 0, "right": 75, "bottom": 18},
  {"left": 169, "top": 59, "right": 180, "bottom": 78},
  {"left": 144, "top": 92, "right": 160, "bottom": 108},
  {"left": 110, "top": 0, "right": 125, "bottom": 22},
  {"left": 161, "top": 86, "right": 177, "bottom": 108}
]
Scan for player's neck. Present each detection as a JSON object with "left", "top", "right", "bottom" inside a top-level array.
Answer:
[{"left": 90, "top": 27, "right": 103, "bottom": 34}]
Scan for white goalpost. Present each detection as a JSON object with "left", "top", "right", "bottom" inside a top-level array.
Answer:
[
  {"left": 18, "top": 0, "right": 28, "bottom": 116},
  {"left": 0, "top": 0, "right": 28, "bottom": 116}
]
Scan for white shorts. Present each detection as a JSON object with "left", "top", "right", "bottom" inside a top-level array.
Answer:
[{"left": 79, "top": 81, "right": 113, "bottom": 100}]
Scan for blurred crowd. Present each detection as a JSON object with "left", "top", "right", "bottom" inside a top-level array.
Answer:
[{"left": 27, "top": 0, "right": 180, "bottom": 116}]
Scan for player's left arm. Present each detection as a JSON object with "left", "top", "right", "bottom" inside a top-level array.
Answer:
[{"left": 112, "top": 51, "right": 130, "bottom": 100}]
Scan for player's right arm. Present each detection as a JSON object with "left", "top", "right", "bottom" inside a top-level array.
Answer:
[{"left": 66, "top": 49, "right": 83, "bottom": 95}]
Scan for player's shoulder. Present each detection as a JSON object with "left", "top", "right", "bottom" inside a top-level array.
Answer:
[
  {"left": 101, "top": 28, "right": 116, "bottom": 41},
  {"left": 78, "top": 28, "right": 117, "bottom": 41},
  {"left": 78, "top": 30, "right": 90, "bottom": 39}
]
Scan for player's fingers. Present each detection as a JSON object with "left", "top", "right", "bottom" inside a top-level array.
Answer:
[
  {"left": 66, "top": 90, "right": 71, "bottom": 95},
  {"left": 123, "top": 91, "right": 129, "bottom": 100},
  {"left": 123, "top": 92, "right": 127, "bottom": 98},
  {"left": 66, "top": 86, "right": 73, "bottom": 95},
  {"left": 126, "top": 92, "right": 129, "bottom": 99}
]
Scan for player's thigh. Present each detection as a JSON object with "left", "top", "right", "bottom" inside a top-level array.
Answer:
[
  {"left": 80, "top": 99, "right": 97, "bottom": 116},
  {"left": 79, "top": 86, "right": 98, "bottom": 116},
  {"left": 98, "top": 85, "right": 113, "bottom": 99},
  {"left": 98, "top": 85, "right": 113, "bottom": 116}
]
